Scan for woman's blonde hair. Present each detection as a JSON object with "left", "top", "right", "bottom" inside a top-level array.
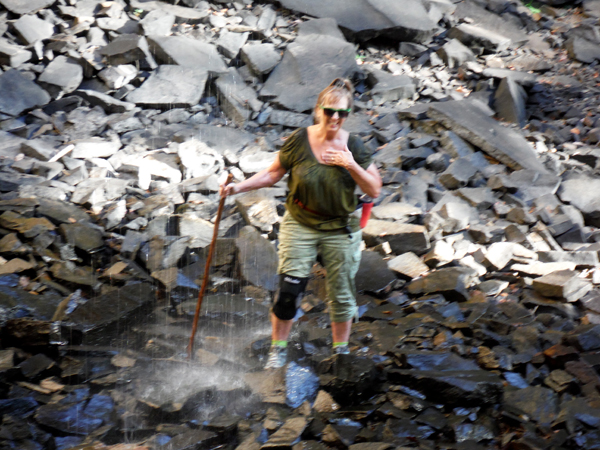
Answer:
[{"left": 314, "top": 78, "right": 354, "bottom": 123}]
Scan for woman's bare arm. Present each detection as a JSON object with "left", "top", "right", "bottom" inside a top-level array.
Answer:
[{"left": 220, "top": 153, "right": 287, "bottom": 197}]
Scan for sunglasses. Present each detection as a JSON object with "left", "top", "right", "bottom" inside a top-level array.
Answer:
[{"left": 320, "top": 106, "right": 351, "bottom": 119}]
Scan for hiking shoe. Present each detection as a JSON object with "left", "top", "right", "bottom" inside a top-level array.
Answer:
[
  {"left": 264, "top": 346, "right": 287, "bottom": 369},
  {"left": 333, "top": 345, "right": 350, "bottom": 355}
]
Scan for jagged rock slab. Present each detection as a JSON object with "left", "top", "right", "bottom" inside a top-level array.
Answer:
[
  {"left": 503, "top": 386, "right": 558, "bottom": 425},
  {"left": 126, "top": 65, "right": 208, "bottom": 109},
  {"left": 0, "top": 0, "right": 56, "bottom": 14},
  {"left": 388, "top": 252, "right": 429, "bottom": 279},
  {"left": 12, "top": 14, "right": 54, "bottom": 45},
  {"left": 177, "top": 124, "right": 255, "bottom": 155},
  {"left": 241, "top": 43, "right": 282, "bottom": 75},
  {"left": 235, "top": 226, "right": 278, "bottom": 291},
  {"left": 452, "top": 0, "right": 529, "bottom": 47},
  {"left": 427, "top": 101, "right": 546, "bottom": 172},
  {"left": 367, "top": 68, "right": 416, "bottom": 104},
  {"left": 355, "top": 251, "right": 397, "bottom": 296},
  {"left": 448, "top": 23, "right": 511, "bottom": 52},
  {"left": 0, "top": 69, "right": 50, "bottom": 117},
  {"left": 215, "top": 68, "right": 263, "bottom": 126},
  {"left": 147, "top": 35, "right": 227, "bottom": 75},
  {"left": 532, "top": 270, "right": 592, "bottom": 302},
  {"left": 278, "top": 0, "right": 437, "bottom": 43},
  {"left": 63, "top": 282, "right": 154, "bottom": 345},
  {"left": 407, "top": 266, "right": 477, "bottom": 302},
  {"left": 74, "top": 89, "right": 135, "bottom": 114},
  {"left": 130, "top": 0, "right": 209, "bottom": 23},
  {"left": 235, "top": 192, "right": 278, "bottom": 233},
  {"left": 363, "top": 219, "right": 430, "bottom": 255},
  {"left": 494, "top": 77, "right": 527, "bottom": 127},
  {"left": 388, "top": 369, "right": 503, "bottom": 406},
  {"left": 260, "top": 32, "right": 357, "bottom": 112},
  {"left": 558, "top": 173, "right": 600, "bottom": 227},
  {"left": 0, "top": 39, "right": 32, "bottom": 67}
]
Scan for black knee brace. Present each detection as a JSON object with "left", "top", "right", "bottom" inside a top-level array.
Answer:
[{"left": 272, "top": 274, "right": 308, "bottom": 321}]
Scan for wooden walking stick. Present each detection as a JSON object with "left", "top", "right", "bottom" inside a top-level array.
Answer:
[{"left": 187, "top": 173, "right": 233, "bottom": 359}]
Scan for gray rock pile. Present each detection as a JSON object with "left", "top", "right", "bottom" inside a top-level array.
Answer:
[{"left": 0, "top": 0, "right": 600, "bottom": 448}]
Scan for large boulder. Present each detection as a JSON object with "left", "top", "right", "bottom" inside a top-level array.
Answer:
[
  {"left": 277, "top": 0, "right": 437, "bottom": 43},
  {"left": 260, "top": 20, "right": 357, "bottom": 112}
]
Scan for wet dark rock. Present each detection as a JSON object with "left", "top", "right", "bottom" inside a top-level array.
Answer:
[
  {"left": 0, "top": 397, "right": 38, "bottom": 419},
  {"left": 278, "top": 0, "right": 437, "bottom": 43},
  {"left": 407, "top": 267, "right": 477, "bottom": 302},
  {"left": 63, "top": 282, "right": 154, "bottom": 345},
  {"left": 428, "top": 101, "right": 546, "bottom": 173},
  {"left": 59, "top": 222, "right": 104, "bottom": 253},
  {"left": 318, "top": 355, "right": 377, "bottom": 405},
  {"left": 355, "top": 251, "right": 397, "bottom": 296},
  {"left": 18, "top": 353, "right": 57, "bottom": 380},
  {"left": 262, "top": 417, "right": 308, "bottom": 449},
  {"left": 155, "top": 429, "right": 219, "bottom": 450},
  {"left": 34, "top": 400, "right": 104, "bottom": 435},
  {"left": 285, "top": 362, "right": 320, "bottom": 408},
  {"left": 503, "top": 386, "right": 558, "bottom": 425}
]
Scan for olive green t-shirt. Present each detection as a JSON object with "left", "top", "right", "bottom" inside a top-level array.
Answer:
[{"left": 279, "top": 127, "right": 373, "bottom": 232}]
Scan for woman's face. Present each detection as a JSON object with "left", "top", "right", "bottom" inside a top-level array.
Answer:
[{"left": 318, "top": 96, "right": 350, "bottom": 134}]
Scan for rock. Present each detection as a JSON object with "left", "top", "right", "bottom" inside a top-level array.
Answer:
[
  {"left": 235, "top": 226, "right": 278, "bottom": 291},
  {"left": 241, "top": 43, "right": 282, "bottom": 75},
  {"left": 456, "top": 187, "right": 496, "bottom": 210},
  {"left": 71, "top": 139, "right": 120, "bottom": 159},
  {"left": 0, "top": 39, "right": 32, "bottom": 68},
  {"left": 235, "top": 192, "right": 278, "bottom": 233},
  {"left": 147, "top": 35, "right": 227, "bottom": 75},
  {"left": 12, "top": 14, "right": 54, "bottom": 45},
  {"left": 74, "top": 89, "right": 135, "bottom": 114},
  {"left": 0, "top": 69, "right": 50, "bottom": 117},
  {"left": 64, "top": 282, "right": 154, "bottom": 345},
  {"left": 558, "top": 173, "right": 600, "bottom": 227},
  {"left": 139, "top": 9, "right": 176, "bottom": 36},
  {"left": 366, "top": 68, "right": 416, "bottom": 104},
  {"left": 278, "top": 0, "right": 437, "bottom": 43},
  {"left": 318, "top": 354, "right": 377, "bottom": 405},
  {"left": 20, "top": 140, "right": 56, "bottom": 162},
  {"left": 355, "top": 251, "right": 397, "bottom": 296},
  {"left": 503, "top": 386, "right": 558, "bottom": 425},
  {"left": 482, "top": 68, "right": 538, "bottom": 88},
  {"left": 260, "top": 30, "right": 356, "bottom": 112},
  {"left": 130, "top": 0, "right": 208, "bottom": 22},
  {"left": 216, "top": 30, "right": 249, "bottom": 60},
  {"left": 489, "top": 170, "right": 560, "bottom": 204},
  {"left": 177, "top": 124, "right": 255, "bottom": 155},
  {"left": 494, "top": 77, "right": 527, "bottom": 127},
  {"left": 565, "top": 36, "right": 600, "bottom": 64},
  {"left": 0, "top": 0, "right": 56, "bottom": 14},
  {"left": 178, "top": 140, "right": 224, "bottom": 180},
  {"left": 448, "top": 23, "right": 511, "bottom": 52},
  {"left": 262, "top": 417, "right": 308, "bottom": 449},
  {"left": 268, "top": 110, "right": 313, "bottom": 128},
  {"left": 438, "top": 158, "right": 478, "bottom": 190},
  {"left": 127, "top": 65, "right": 208, "bottom": 109},
  {"left": 98, "top": 65, "right": 137, "bottom": 90},
  {"left": 407, "top": 266, "right": 477, "bottom": 302},
  {"left": 371, "top": 202, "right": 421, "bottom": 221},
  {"left": 285, "top": 362, "right": 319, "bottom": 408},
  {"left": 215, "top": 68, "right": 263, "bottom": 126},
  {"left": 428, "top": 101, "right": 547, "bottom": 172},
  {"left": 436, "top": 39, "right": 475, "bottom": 69},
  {"left": 363, "top": 219, "right": 430, "bottom": 255},
  {"left": 313, "top": 390, "right": 340, "bottom": 413},
  {"left": 388, "top": 252, "right": 429, "bottom": 280},
  {"left": 423, "top": 240, "right": 455, "bottom": 267},
  {"left": 532, "top": 270, "right": 592, "bottom": 302},
  {"left": 388, "top": 368, "right": 503, "bottom": 405},
  {"left": 100, "top": 34, "right": 157, "bottom": 68}
]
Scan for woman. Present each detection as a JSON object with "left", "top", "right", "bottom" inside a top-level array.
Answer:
[{"left": 221, "top": 78, "right": 382, "bottom": 369}]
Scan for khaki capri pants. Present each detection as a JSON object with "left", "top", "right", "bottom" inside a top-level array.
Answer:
[{"left": 277, "top": 212, "right": 362, "bottom": 323}]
